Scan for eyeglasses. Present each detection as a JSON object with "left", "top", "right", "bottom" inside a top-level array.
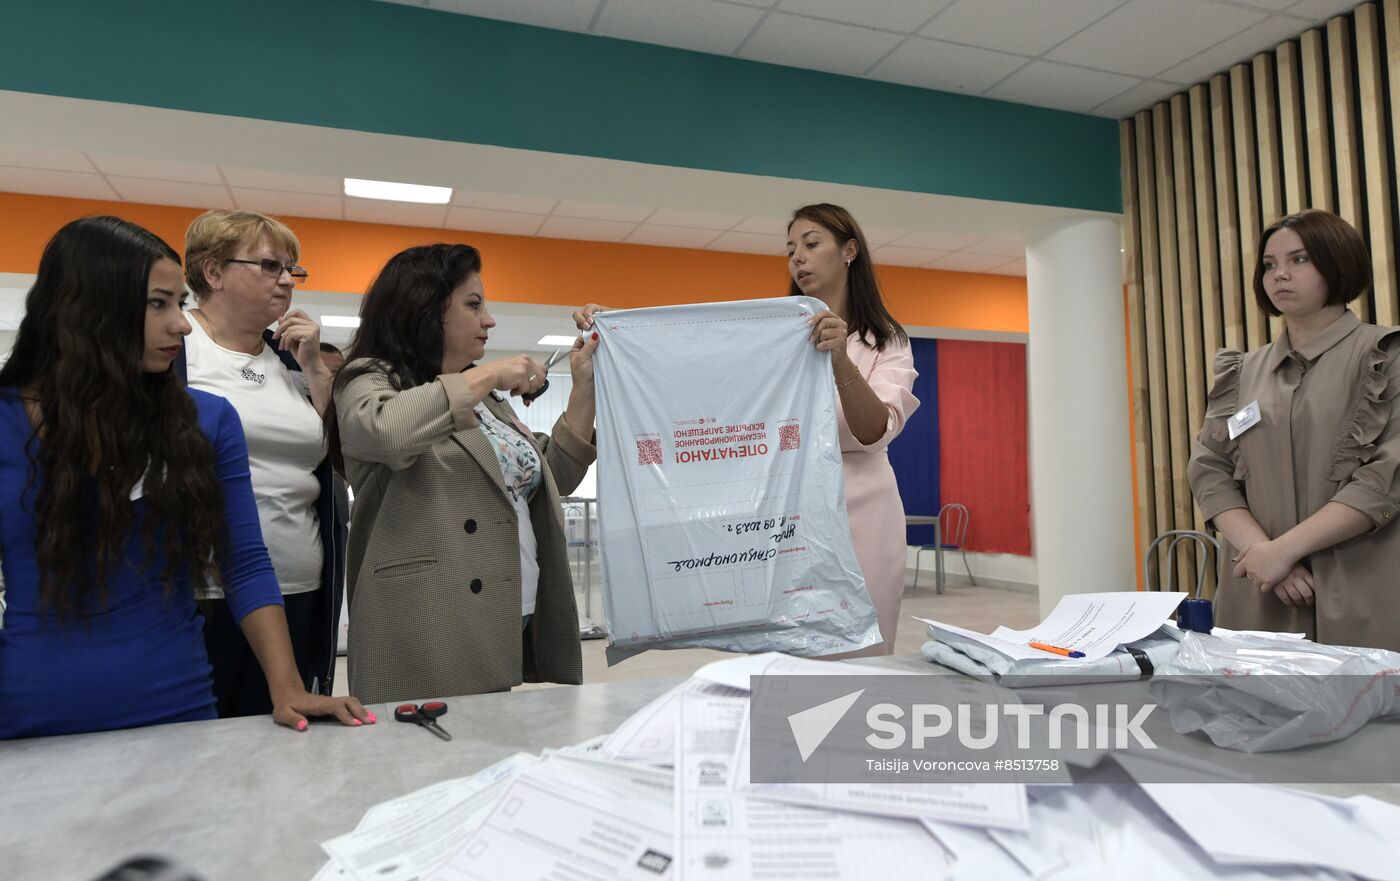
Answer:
[{"left": 225, "top": 258, "right": 309, "bottom": 282}]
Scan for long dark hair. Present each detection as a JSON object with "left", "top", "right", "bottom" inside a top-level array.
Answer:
[
  {"left": 787, "top": 203, "right": 908, "bottom": 351},
  {"left": 0, "top": 216, "right": 226, "bottom": 618},
  {"left": 338, "top": 243, "right": 483, "bottom": 391}
]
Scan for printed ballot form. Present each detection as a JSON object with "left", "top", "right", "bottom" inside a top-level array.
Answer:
[
  {"left": 675, "top": 691, "right": 952, "bottom": 881},
  {"left": 592, "top": 298, "right": 882, "bottom": 659}
]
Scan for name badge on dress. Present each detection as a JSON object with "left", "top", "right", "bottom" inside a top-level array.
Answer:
[{"left": 1227, "top": 400, "right": 1262, "bottom": 440}]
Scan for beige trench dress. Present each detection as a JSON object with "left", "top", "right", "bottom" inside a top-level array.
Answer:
[{"left": 1187, "top": 310, "right": 1400, "bottom": 651}]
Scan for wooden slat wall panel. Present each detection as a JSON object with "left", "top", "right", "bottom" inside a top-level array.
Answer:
[
  {"left": 1301, "top": 29, "right": 1334, "bottom": 210},
  {"left": 1135, "top": 110, "right": 1176, "bottom": 589},
  {"left": 1381, "top": 0, "right": 1400, "bottom": 325},
  {"left": 1253, "top": 54, "right": 1287, "bottom": 341},
  {"left": 1211, "top": 75, "right": 1247, "bottom": 353},
  {"left": 1154, "top": 103, "right": 1197, "bottom": 593},
  {"left": 1171, "top": 95, "right": 1208, "bottom": 540},
  {"left": 1359, "top": 3, "right": 1398, "bottom": 325},
  {"left": 1231, "top": 64, "right": 1267, "bottom": 352},
  {"left": 1329, "top": 15, "right": 1372, "bottom": 323},
  {"left": 1119, "top": 3, "right": 1400, "bottom": 586},
  {"left": 1277, "top": 41, "right": 1309, "bottom": 214},
  {"left": 1121, "top": 118, "right": 1156, "bottom": 584},
  {"left": 1190, "top": 86, "right": 1225, "bottom": 378}
]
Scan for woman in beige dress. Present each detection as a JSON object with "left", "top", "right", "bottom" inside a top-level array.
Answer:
[{"left": 1188, "top": 210, "right": 1400, "bottom": 651}]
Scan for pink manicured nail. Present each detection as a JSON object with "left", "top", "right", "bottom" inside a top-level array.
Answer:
[
  {"left": 353, "top": 719, "right": 363, "bottom": 726},
  {"left": 366, "top": 711, "right": 378, "bottom": 723},
  {"left": 296, "top": 719, "right": 308, "bottom": 732}
]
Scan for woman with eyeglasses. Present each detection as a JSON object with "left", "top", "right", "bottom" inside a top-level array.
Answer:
[
  {"left": 180, "top": 209, "right": 345, "bottom": 717},
  {"left": 0, "top": 215, "right": 370, "bottom": 737}
]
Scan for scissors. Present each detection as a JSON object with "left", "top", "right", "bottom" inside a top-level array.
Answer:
[
  {"left": 394, "top": 700, "right": 452, "bottom": 741},
  {"left": 520, "top": 345, "right": 571, "bottom": 403}
]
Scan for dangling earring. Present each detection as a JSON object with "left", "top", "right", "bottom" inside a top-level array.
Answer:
[{"left": 845, "top": 259, "right": 852, "bottom": 269}]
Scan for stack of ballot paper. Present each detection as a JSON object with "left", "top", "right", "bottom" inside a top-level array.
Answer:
[
  {"left": 920, "top": 591, "right": 1191, "bottom": 686},
  {"left": 312, "top": 652, "right": 1400, "bottom": 881}
]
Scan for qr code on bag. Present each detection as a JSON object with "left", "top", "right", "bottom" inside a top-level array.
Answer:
[
  {"left": 779, "top": 423, "right": 801, "bottom": 451},
  {"left": 637, "top": 438, "right": 663, "bottom": 465}
]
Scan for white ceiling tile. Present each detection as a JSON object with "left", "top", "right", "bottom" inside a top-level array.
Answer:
[
  {"left": 537, "top": 216, "right": 637, "bottom": 242},
  {"left": 444, "top": 206, "right": 547, "bottom": 235},
  {"left": 553, "top": 199, "right": 652, "bottom": 222},
  {"left": 1046, "top": 0, "right": 1266, "bottom": 78},
  {"left": 962, "top": 237, "right": 1026, "bottom": 257},
  {"left": 625, "top": 224, "right": 725, "bottom": 248},
  {"left": 0, "top": 166, "right": 118, "bottom": 200},
  {"left": 738, "top": 13, "right": 905, "bottom": 77},
  {"left": 0, "top": 146, "right": 94, "bottom": 172},
  {"left": 732, "top": 216, "right": 789, "bottom": 235},
  {"left": 1158, "top": 14, "right": 1317, "bottom": 84},
  {"left": 1288, "top": 0, "right": 1364, "bottom": 21},
  {"left": 596, "top": 0, "right": 764, "bottom": 54},
  {"left": 926, "top": 251, "right": 1018, "bottom": 272},
  {"left": 402, "top": 0, "right": 602, "bottom": 30},
  {"left": 106, "top": 176, "right": 232, "bottom": 209},
  {"left": 860, "top": 226, "right": 907, "bottom": 246},
  {"left": 776, "top": 0, "right": 954, "bottom": 33},
  {"left": 222, "top": 167, "right": 344, "bottom": 195},
  {"left": 451, "top": 189, "right": 557, "bottom": 214},
  {"left": 645, "top": 208, "right": 743, "bottom": 230},
  {"left": 921, "top": 0, "right": 1123, "bottom": 56},
  {"left": 986, "top": 257, "right": 1027, "bottom": 276},
  {"left": 231, "top": 188, "right": 344, "bottom": 221},
  {"left": 89, "top": 155, "right": 225, "bottom": 184},
  {"left": 1089, "top": 79, "right": 1183, "bottom": 118},
  {"left": 984, "top": 61, "right": 1142, "bottom": 113},
  {"left": 344, "top": 197, "right": 450, "bottom": 227},
  {"left": 708, "top": 231, "right": 788, "bottom": 255},
  {"left": 866, "top": 37, "right": 1026, "bottom": 93},
  {"left": 874, "top": 246, "right": 951, "bottom": 266},
  {"left": 890, "top": 230, "right": 982, "bottom": 250},
  {"left": 1228, "top": 0, "right": 1300, "bottom": 10}
]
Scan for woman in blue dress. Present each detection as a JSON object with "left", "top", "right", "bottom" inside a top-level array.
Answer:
[{"left": 0, "top": 216, "right": 371, "bottom": 738}]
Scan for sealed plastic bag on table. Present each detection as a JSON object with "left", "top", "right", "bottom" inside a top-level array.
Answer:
[
  {"left": 1150, "top": 631, "right": 1400, "bottom": 752},
  {"left": 592, "top": 297, "right": 882, "bottom": 662}
]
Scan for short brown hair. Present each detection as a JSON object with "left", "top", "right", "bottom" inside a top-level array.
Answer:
[
  {"left": 1253, "top": 210, "right": 1371, "bottom": 317},
  {"left": 184, "top": 209, "right": 300, "bottom": 299}
]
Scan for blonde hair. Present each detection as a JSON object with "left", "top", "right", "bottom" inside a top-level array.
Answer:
[{"left": 184, "top": 209, "right": 301, "bottom": 299}]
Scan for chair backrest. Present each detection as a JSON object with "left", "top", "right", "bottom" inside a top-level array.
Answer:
[
  {"left": 937, "top": 503, "right": 970, "bottom": 547},
  {"left": 1143, "top": 530, "right": 1220, "bottom": 597}
]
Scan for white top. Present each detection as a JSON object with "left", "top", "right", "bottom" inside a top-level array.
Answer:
[
  {"left": 185, "top": 315, "right": 325, "bottom": 596},
  {"left": 474, "top": 403, "right": 542, "bottom": 616}
]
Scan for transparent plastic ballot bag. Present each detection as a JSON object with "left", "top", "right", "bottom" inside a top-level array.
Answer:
[
  {"left": 1150, "top": 631, "right": 1400, "bottom": 752},
  {"left": 591, "top": 297, "right": 882, "bottom": 662}
]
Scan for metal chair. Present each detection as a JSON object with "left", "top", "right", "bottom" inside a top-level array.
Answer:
[
  {"left": 913, "top": 502, "right": 976, "bottom": 592},
  {"left": 1143, "top": 529, "right": 1219, "bottom": 597}
]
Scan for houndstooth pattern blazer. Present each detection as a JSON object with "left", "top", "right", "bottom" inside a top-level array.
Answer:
[{"left": 335, "top": 361, "right": 594, "bottom": 704}]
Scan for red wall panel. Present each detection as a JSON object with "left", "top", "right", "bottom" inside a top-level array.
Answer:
[{"left": 936, "top": 340, "right": 1031, "bottom": 555}]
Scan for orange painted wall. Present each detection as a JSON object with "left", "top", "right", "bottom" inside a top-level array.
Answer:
[{"left": 0, "top": 192, "right": 1028, "bottom": 333}]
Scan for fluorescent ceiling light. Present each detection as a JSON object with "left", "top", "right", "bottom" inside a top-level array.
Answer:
[
  {"left": 343, "top": 177, "right": 452, "bottom": 204},
  {"left": 537, "top": 334, "right": 578, "bottom": 346},
  {"left": 321, "top": 315, "right": 361, "bottom": 328}
]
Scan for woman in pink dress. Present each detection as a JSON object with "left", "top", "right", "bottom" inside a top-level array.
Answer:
[
  {"left": 788, "top": 203, "right": 919, "bottom": 656},
  {"left": 573, "top": 203, "right": 918, "bottom": 656}
]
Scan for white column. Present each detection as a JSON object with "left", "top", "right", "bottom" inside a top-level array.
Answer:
[{"left": 1025, "top": 215, "right": 1135, "bottom": 616}]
